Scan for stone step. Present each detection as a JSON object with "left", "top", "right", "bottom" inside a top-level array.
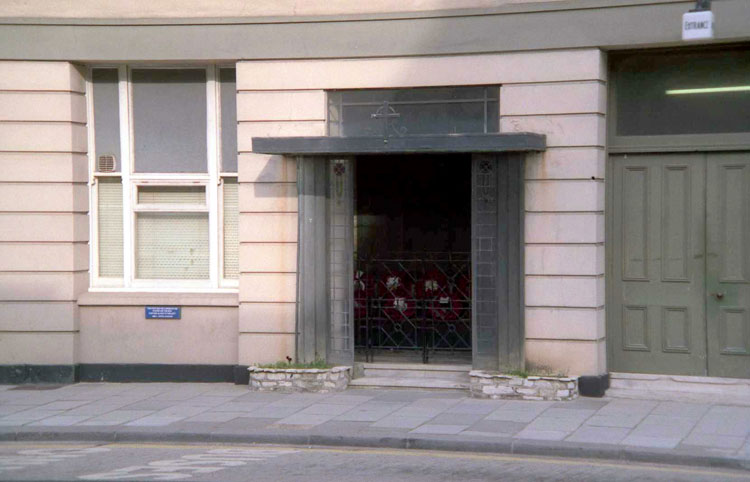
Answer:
[
  {"left": 348, "top": 376, "right": 470, "bottom": 391},
  {"left": 357, "top": 362, "right": 472, "bottom": 382},
  {"left": 607, "top": 372, "right": 750, "bottom": 405}
]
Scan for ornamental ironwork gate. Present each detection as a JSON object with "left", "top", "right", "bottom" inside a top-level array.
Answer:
[{"left": 354, "top": 252, "right": 472, "bottom": 362}]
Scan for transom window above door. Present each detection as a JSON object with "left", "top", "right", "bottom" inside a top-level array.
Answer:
[
  {"left": 327, "top": 86, "right": 499, "bottom": 138},
  {"left": 89, "top": 66, "right": 238, "bottom": 290}
]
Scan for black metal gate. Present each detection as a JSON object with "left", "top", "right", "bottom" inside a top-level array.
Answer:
[{"left": 354, "top": 252, "right": 471, "bottom": 362}]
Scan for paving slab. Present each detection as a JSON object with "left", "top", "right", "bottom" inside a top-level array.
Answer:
[
  {"left": 36, "top": 400, "right": 91, "bottom": 410},
  {"left": 620, "top": 435, "right": 684, "bottom": 449},
  {"left": 371, "top": 390, "right": 462, "bottom": 402},
  {"left": 681, "top": 433, "right": 748, "bottom": 450},
  {"left": 553, "top": 399, "right": 608, "bottom": 410},
  {"left": 525, "top": 416, "right": 585, "bottom": 432},
  {"left": 153, "top": 405, "right": 210, "bottom": 417},
  {"left": 28, "top": 415, "right": 91, "bottom": 427},
  {"left": 584, "top": 413, "right": 647, "bottom": 429},
  {"left": 428, "top": 412, "right": 485, "bottom": 425},
  {"left": 444, "top": 399, "right": 503, "bottom": 415},
  {"left": 181, "top": 395, "right": 236, "bottom": 407},
  {"left": 410, "top": 424, "right": 468, "bottom": 435},
  {"left": 597, "top": 399, "right": 657, "bottom": 415},
  {"left": 0, "top": 405, "right": 37, "bottom": 416},
  {"left": 123, "top": 400, "right": 187, "bottom": 411},
  {"left": 0, "top": 409, "right": 66, "bottom": 423},
  {"left": 275, "top": 413, "right": 337, "bottom": 426},
  {"left": 651, "top": 401, "right": 712, "bottom": 418},
  {"left": 308, "top": 420, "right": 372, "bottom": 435},
  {"left": 77, "top": 410, "right": 154, "bottom": 425},
  {"left": 371, "top": 416, "right": 431, "bottom": 429},
  {"left": 467, "top": 419, "right": 526, "bottom": 435},
  {"left": 485, "top": 408, "right": 543, "bottom": 423},
  {"left": 297, "top": 403, "right": 354, "bottom": 416},
  {"left": 0, "top": 382, "right": 749, "bottom": 471},
  {"left": 566, "top": 425, "right": 630, "bottom": 444},
  {"left": 389, "top": 406, "right": 446, "bottom": 418},
  {"left": 691, "top": 407, "right": 750, "bottom": 437},
  {"left": 125, "top": 415, "right": 186, "bottom": 427},
  {"left": 62, "top": 404, "right": 128, "bottom": 417},
  {"left": 324, "top": 394, "right": 374, "bottom": 405},
  {"left": 183, "top": 411, "right": 247, "bottom": 423},
  {"left": 334, "top": 407, "right": 403, "bottom": 422},
  {"left": 514, "top": 428, "right": 569, "bottom": 441},
  {"left": 240, "top": 405, "right": 304, "bottom": 419},
  {"left": 213, "top": 417, "right": 280, "bottom": 433},
  {"left": 232, "top": 392, "right": 287, "bottom": 403},
  {"left": 212, "top": 401, "right": 268, "bottom": 412}
]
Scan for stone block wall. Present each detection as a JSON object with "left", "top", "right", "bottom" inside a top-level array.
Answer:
[
  {"left": 0, "top": 61, "right": 88, "bottom": 380},
  {"left": 237, "top": 49, "right": 607, "bottom": 376},
  {"left": 248, "top": 366, "right": 351, "bottom": 393},
  {"left": 504, "top": 55, "right": 607, "bottom": 376},
  {"left": 236, "top": 68, "right": 325, "bottom": 366},
  {"left": 470, "top": 371, "right": 578, "bottom": 401}
]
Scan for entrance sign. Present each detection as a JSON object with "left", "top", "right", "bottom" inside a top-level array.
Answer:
[
  {"left": 682, "top": 10, "right": 714, "bottom": 41},
  {"left": 145, "top": 306, "right": 181, "bottom": 319}
]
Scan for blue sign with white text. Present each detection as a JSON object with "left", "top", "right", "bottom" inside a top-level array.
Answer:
[{"left": 145, "top": 306, "right": 181, "bottom": 319}]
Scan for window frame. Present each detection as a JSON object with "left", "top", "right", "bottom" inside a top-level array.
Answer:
[
  {"left": 608, "top": 46, "right": 750, "bottom": 153},
  {"left": 326, "top": 85, "right": 500, "bottom": 138},
  {"left": 87, "top": 64, "right": 238, "bottom": 292}
]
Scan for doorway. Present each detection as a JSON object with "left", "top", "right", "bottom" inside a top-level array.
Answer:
[
  {"left": 291, "top": 151, "right": 526, "bottom": 371},
  {"left": 353, "top": 154, "right": 472, "bottom": 364},
  {"left": 609, "top": 151, "right": 750, "bottom": 378}
]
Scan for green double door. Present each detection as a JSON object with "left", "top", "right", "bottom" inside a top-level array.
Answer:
[{"left": 611, "top": 152, "right": 750, "bottom": 379}]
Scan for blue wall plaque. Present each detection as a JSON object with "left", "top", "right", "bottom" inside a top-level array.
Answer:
[{"left": 145, "top": 306, "right": 181, "bottom": 319}]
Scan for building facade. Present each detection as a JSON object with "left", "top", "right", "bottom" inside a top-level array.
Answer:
[{"left": 1, "top": 0, "right": 749, "bottom": 395}]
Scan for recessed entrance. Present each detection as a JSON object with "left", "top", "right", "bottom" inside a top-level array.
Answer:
[
  {"left": 354, "top": 154, "right": 472, "bottom": 364},
  {"left": 252, "top": 131, "right": 542, "bottom": 371}
]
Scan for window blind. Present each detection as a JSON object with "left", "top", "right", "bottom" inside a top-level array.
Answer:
[
  {"left": 136, "top": 213, "right": 209, "bottom": 279},
  {"left": 138, "top": 186, "right": 206, "bottom": 205},
  {"left": 97, "top": 178, "right": 124, "bottom": 277},
  {"left": 223, "top": 179, "right": 239, "bottom": 279}
]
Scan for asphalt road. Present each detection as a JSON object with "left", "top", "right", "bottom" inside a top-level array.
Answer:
[{"left": 0, "top": 442, "right": 749, "bottom": 481}]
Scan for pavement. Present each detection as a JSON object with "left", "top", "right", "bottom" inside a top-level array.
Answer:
[{"left": 0, "top": 383, "right": 749, "bottom": 472}]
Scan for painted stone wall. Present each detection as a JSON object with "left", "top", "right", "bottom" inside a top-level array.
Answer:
[
  {"left": 0, "top": 61, "right": 88, "bottom": 373},
  {"left": 0, "top": 0, "right": 566, "bottom": 19},
  {"left": 503, "top": 61, "right": 607, "bottom": 376},
  {"left": 237, "top": 49, "right": 607, "bottom": 376},
  {"left": 78, "top": 294, "right": 238, "bottom": 365},
  {"left": 236, "top": 87, "right": 325, "bottom": 365}
]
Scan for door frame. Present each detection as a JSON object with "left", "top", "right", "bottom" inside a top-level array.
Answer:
[
  {"left": 606, "top": 47, "right": 750, "bottom": 375},
  {"left": 606, "top": 151, "right": 750, "bottom": 378},
  {"left": 252, "top": 134, "right": 544, "bottom": 371}
]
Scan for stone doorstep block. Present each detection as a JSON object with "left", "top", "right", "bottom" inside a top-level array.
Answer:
[
  {"left": 469, "top": 371, "right": 578, "bottom": 401},
  {"left": 248, "top": 366, "right": 351, "bottom": 393}
]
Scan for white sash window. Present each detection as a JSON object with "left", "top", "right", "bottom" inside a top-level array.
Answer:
[{"left": 87, "top": 66, "right": 238, "bottom": 290}]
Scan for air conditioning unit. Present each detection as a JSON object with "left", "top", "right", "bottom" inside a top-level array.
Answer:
[{"left": 97, "top": 155, "right": 117, "bottom": 173}]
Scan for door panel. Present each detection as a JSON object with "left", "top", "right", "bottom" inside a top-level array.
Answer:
[
  {"left": 706, "top": 152, "right": 750, "bottom": 378},
  {"left": 471, "top": 154, "right": 500, "bottom": 370},
  {"left": 610, "top": 153, "right": 707, "bottom": 375},
  {"left": 470, "top": 153, "right": 524, "bottom": 371}
]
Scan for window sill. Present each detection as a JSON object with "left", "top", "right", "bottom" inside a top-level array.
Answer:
[{"left": 78, "top": 290, "right": 238, "bottom": 307}]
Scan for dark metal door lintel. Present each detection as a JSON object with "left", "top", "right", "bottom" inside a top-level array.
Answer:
[{"left": 252, "top": 133, "right": 546, "bottom": 155}]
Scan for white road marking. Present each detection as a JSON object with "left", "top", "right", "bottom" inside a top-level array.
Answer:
[
  {"left": 0, "top": 447, "right": 110, "bottom": 472},
  {"left": 78, "top": 448, "right": 299, "bottom": 480}
]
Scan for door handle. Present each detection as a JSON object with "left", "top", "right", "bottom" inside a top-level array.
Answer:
[{"left": 711, "top": 292, "right": 725, "bottom": 300}]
